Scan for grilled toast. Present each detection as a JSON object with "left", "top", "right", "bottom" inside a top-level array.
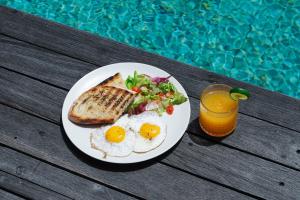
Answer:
[{"left": 68, "top": 73, "right": 136, "bottom": 125}]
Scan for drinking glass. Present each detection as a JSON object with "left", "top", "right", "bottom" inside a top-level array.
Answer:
[{"left": 199, "top": 84, "right": 238, "bottom": 137}]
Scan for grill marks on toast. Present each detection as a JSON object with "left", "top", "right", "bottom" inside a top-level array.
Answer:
[
  {"left": 97, "top": 87, "right": 110, "bottom": 107},
  {"left": 112, "top": 91, "right": 132, "bottom": 116},
  {"left": 102, "top": 88, "right": 134, "bottom": 115},
  {"left": 106, "top": 89, "right": 124, "bottom": 113},
  {"left": 102, "top": 88, "right": 113, "bottom": 107},
  {"left": 104, "top": 87, "right": 118, "bottom": 107},
  {"left": 116, "top": 93, "right": 132, "bottom": 116},
  {"left": 94, "top": 87, "right": 135, "bottom": 120},
  {"left": 81, "top": 95, "right": 92, "bottom": 105},
  {"left": 68, "top": 73, "right": 136, "bottom": 125},
  {"left": 95, "top": 89, "right": 106, "bottom": 107}
]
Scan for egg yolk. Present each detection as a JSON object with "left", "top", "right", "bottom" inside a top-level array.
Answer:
[
  {"left": 140, "top": 123, "right": 160, "bottom": 139},
  {"left": 105, "top": 126, "right": 125, "bottom": 143}
]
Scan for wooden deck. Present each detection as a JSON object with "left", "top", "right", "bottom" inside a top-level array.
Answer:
[{"left": 0, "top": 6, "right": 300, "bottom": 200}]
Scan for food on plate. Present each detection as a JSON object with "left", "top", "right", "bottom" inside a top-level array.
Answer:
[
  {"left": 69, "top": 70, "right": 187, "bottom": 158},
  {"left": 90, "top": 115, "right": 135, "bottom": 157},
  {"left": 129, "top": 112, "right": 167, "bottom": 153},
  {"left": 68, "top": 73, "right": 136, "bottom": 125},
  {"left": 90, "top": 111, "right": 166, "bottom": 156},
  {"left": 125, "top": 71, "right": 187, "bottom": 115}
]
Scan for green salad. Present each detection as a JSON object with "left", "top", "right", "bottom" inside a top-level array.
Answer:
[{"left": 125, "top": 71, "right": 187, "bottom": 115}]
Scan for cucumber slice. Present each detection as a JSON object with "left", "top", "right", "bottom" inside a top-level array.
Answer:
[{"left": 230, "top": 88, "right": 250, "bottom": 101}]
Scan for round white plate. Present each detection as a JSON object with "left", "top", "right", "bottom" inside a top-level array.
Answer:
[{"left": 62, "top": 62, "right": 191, "bottom": 164}]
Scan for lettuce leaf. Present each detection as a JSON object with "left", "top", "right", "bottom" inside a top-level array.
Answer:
[
  {"left": 170, "top": 92, "right": 187, "bottom": 105},
  {"left": 126, "top": 70, "right": 188, "bottom": 115},
  {"left": 158, "top": 82, "right": 176, "bottom": 93}
]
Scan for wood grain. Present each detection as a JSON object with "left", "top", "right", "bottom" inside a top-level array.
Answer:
[
  {"left": 0, "top": 6, "right": 299, "bottom": 131},
  {"left": 0, "top": 67, "right": 65, "bottom": 123},
  {"left": 0, "top": 34, "right": 95, "bottom": 89},
  {"left": 162, "top": 134, "right": 300, "bottom": 200},
  {"left": 0, "top": 189, "right": 25, "bottom": 200},
  {"left": 0, "top": 60, "right": 299, "bottom": 171},
  {"left": 0, "top": 105, "right": 250, "bottom": 200},
  {"left": 0, "top": 147, "right": 136, "bottom": 200},
  {"left": 1, "top": 93, "right": 300, "bottom": 199},
  {"left": 0, "top": 170, "right": 71, "bottom": 200}
]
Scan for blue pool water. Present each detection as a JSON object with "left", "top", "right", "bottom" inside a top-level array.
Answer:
[{"left": 1, "top": 0, "right": 300, "bottom": 98}]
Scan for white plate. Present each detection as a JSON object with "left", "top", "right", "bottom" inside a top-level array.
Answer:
[{"left": 62, "top": 62, "right": 191, "bottom": 164}]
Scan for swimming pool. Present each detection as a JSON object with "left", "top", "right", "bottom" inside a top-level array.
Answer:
[{"left": 1, "top": 0, "right": 299, "bottom": 98}]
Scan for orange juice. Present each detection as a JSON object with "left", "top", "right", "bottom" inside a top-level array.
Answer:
[{"left": 199, "top": 84, "right": 238, "bottom": 137}]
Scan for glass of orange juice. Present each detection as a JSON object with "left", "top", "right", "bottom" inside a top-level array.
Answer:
[{"left": 199, "top": 84, "right": 239, "bottom": 137}]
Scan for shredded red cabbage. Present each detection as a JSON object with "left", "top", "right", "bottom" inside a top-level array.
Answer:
[
  {"left": 151, "top": 75, "right": 171, "bottom": 84},
  {"left": 129, "top": 102, "right": 147, "bottom": 115},
  {"left": 138, "top": 102, "right": 147, "bottom": 112}
]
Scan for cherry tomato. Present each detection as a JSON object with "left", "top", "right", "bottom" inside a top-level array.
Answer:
[
  {"left": 166, "top": 105, "right": 174, "bottom": 115},
  {"left": 132, "top": 86, "right": 141, "bottom": 93},
  {"left": 158, "top": 93, "right": 165, "bottom": 98}
]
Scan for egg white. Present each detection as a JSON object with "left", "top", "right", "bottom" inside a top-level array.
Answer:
[
  {"left": 90, "top": 115, "right": 135, "bottom": 157},
  {"left": 129, "top": 111, "right": 167, "bottom": 153}
]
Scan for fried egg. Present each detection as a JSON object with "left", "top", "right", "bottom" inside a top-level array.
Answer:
[
  {"left": 90, "top": 115, "right": 135, "bottom": 157},
  {"left": 129, "top": 112, "right": 167, "bottom": 153}
]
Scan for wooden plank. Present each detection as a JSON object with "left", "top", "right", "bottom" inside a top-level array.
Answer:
[
  {"left": 0, "top": 170, "right": 71, "bottom": 200},
  {"left": 0, "top": 66, "right": 65, "bottom": 123},
  {"left": 1, "top": 92, "right": 300, "bottom": 199},
  {"left": 0, "top": 6, "right": 299, "bottom": 131},
  {"left": 162, "top": 134, "right": 300, "bottom": 200},
  {"left": 0, "top": 147, "right": 136, "bottom": 200},
  {"left": 0, "top": 106, "right": 251, "bottom": 200},
  {"left": 0, "top": 56, "right": 299, "bottom": 171},
  {"left": 0, "top": 189, "right": 25, "bottom": 200},
  {"left": 0, "top": 34, "right": 95, "bottom": 89}
]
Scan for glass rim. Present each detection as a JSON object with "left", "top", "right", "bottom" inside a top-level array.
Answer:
[{"left": 200, "top": 84, "right": 238, "bottom": 115}]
